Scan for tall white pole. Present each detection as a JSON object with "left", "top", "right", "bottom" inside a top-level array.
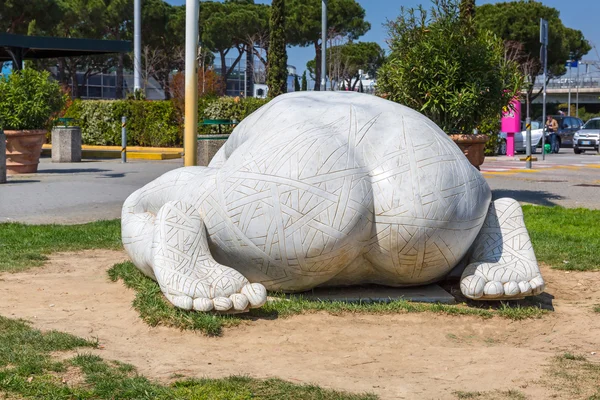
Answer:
[
  {"left": 567, "top": 63, "right": 571, "bottom": 116},
  {"left": 540, "top": 19, "right": 548, "bottom": 161},
  {"left": 184, "top": 0, "right": 199, "bottom": 166},
  {"left": 134, "top": 0, "right": 142, "bottom": 93},
  {"left": 321, "top": 0, "right": 327, "bottom": 91},
  {"left": 576, "top": 62, "right": 580, "bottom": 118}
]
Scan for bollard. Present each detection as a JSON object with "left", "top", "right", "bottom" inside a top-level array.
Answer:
[
  {"left": 525, "top": 117, "right": 533, "bottom": 169},
  {"left": 0, "top": 129, "right": 6, "bottom": 184},
  {"left": 121, "top": 116, "right": 127, "bottom": 163}
]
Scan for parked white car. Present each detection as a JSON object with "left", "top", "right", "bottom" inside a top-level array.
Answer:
[
  {"left": 573, "top": 117, "right": 600, "bottom": 154},
  {"left": 498, "top": 121, "right": 544, "bottom": 155}
]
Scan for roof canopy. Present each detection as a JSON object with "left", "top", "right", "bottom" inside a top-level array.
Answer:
[{"left": 0, "top": 33, "right": 131, "bottom": 69}]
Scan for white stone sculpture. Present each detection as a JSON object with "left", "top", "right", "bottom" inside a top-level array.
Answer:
[{"left": 122, "top": 92, "right": 545, "bottom": 312}]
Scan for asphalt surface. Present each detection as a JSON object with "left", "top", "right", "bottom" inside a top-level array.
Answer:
[
  {"left": 1, "top": 152, "right": 598, "bottom": 224},
  {"left": 482, "top": 152, "right": 600, "bottom": 210},
  {"left": 1, "top": 157, "right": 183, "bottom": 224}
]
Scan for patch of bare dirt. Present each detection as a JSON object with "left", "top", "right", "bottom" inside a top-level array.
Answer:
[{"left": 1, "top": 250, "right": 599, "bottom": 400}]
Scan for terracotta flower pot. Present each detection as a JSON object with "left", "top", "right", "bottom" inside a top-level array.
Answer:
[
  {"left": 449, "top": 134, "right": 489, "bottom": 170},
  {"left": 4, "top": 129, "right": 47, "bottom": 174}
]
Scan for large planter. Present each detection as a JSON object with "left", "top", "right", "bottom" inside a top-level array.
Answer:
[
  {"left": 197, "top": 134, "right": 229, "bottom": 166},
  {"left": 449, "top": 134, "right": 489, "bottom": 170},
  {"left": 5, "top": 129, "right": 47, "bottom": 174}
]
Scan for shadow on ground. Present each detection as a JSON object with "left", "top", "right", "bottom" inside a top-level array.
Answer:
[{"left": 492, "top": 189, "right": 565, "bottom": 207}]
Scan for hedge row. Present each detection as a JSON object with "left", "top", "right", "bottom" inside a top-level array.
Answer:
[{"left": 63, "top": 97, "right": 269, "bottom": 147}]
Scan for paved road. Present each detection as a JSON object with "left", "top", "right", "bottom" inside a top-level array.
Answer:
[
  {"left": 1, "top": 152, "right": 598, "bottom": 224},
  {"left": 1, "top": 157, "right": 183, "bottom": 224},
  {"left": 482, "top": 152, "right": 600, "bottom": 209}
]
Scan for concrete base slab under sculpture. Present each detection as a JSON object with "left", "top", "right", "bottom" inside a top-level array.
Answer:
[
  {"left": 290, "top": 284, "right": 456, "bottom": 304},
  {"left": 52, "top": 126, "right": 82, "bottom": 163}
]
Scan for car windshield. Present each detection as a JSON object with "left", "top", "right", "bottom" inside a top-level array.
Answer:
[
  {"left": 521, "top": 121, "right": 541, "bottom": 130},
  {"left": 582, "top": 119, "right": 600, "bottom": 130}
]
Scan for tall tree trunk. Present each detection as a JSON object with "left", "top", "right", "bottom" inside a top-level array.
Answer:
[
  {"left": 266, "top": 0, "right": 288, "bottom": 98},
  {"left": 246, "top": 43, "right": 254, "bottom": 97},
  {"left": 314, "top": 40, "right": 321, "bottom": 91},
  {"left": 220, "top": 51, "right": 227, "bottom": 82},
  {"left": 58, "top": 58, "right": 68, "bottom": 86}
]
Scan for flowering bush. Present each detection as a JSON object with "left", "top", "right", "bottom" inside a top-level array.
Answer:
[{"left": 377, "top": 0, "right": 523, "bottom": 135}]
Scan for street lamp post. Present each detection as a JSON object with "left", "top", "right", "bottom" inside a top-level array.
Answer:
[
  {"left": 134, "top": 0, "right": 142, "bottom": 93},
  {"left": 184, "top": 0, "right": 199, "bottom": 166}
]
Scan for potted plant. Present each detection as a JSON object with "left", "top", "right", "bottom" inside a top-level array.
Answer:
[
  {"left": 0, "top": 69, "right": 67, "bottom": 174},
  {"left": 377, "top": 0, "right": 523, "bottom": 169}
]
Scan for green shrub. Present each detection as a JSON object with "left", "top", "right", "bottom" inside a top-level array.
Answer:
[
  {"left": 0, "top": 69, "right": 67, "bottom": 130},
  {"left": 377, "top": 0, "right": 524, "bottom": 135},
  {"left": 62, "top": 96, "right": 270, "bottom": 146},
  {"left": 64, "top": 100, "right": 182, "bottom": 147},
  {"left": 203, "top": 97, "right": 269, "bottom": 134}
]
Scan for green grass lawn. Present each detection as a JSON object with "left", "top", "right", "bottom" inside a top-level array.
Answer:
[
  {"left": 108, "top": 260, "right": 546, "bottom": 336},
  {"left": 1, "top": 206, "right": 598, "bottom": 274},
  {"left": 523, "top": 205, "right": 600, "bottom": 271},
  {"left": 0, "top": 220, "right": 121, "bottom": 273},
  {"left": 0, "top": 316, "right": 376, "bottom": 400}
]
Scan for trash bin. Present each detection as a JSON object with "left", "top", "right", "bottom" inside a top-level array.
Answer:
[{"left": 51, "top": 118, "right": 81, "bottom": 162}]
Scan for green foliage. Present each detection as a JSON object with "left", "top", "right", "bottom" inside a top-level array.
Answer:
[
  {"left": 201, "top": 1, "right": 270, "bottom": 82},
  {"left": 286, "top": 0, "right": 371, "bottom": 89},
  {"left": 63, "top": 99, "right": 182, "bottom": 147},
  {"left": 324, "top": 41, "right": 385, "bottom": 90},
  {"left": 0, "top": 69, "right": 66, "bottom": 130},
  {"left": 377, "top": 0, "right": 523, "bottom": 135},
  {"left": 301, "top": 70, "right": 308, "bottom": 91},
  {"left": 475, "top": 1, "right": 591, "bottom": 101},
  {"left": 294, "top": 75, "right": 301, "bottom": 91},
  {"left": 203, "top": 97, "right": 269, "bottom": 134},
  {"left": 266, "top": 0, "right": 288, "bottom": 98}
]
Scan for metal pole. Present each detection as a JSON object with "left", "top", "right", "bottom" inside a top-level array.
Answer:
[
  {"left": 134, "top": 0, "right": 142, "bottom": 93},
  {"left": 321, "top": 0, "right": 327, "bottom": 91},
  {"left": 567, "top": 63, "right": 571, "bottom": 116},
  {"left": 540, "top": 19, "right": 548, "bottom": 161},
  {"left": 525, "top": 117, "right": 532, "bottom": 169},
  {"left": 184, "top": 0, "right": 199, "bottom": 167},
  {"left": 0, "top": 128, "right": 6, "bottom": 184},
  {"left": 576, "top": 62, "right": 580, "bottom": 118},
  {"left": 121, "top": 116, "right": 127, "bottom": 163}
]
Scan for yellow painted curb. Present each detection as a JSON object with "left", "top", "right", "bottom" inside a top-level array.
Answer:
[
  {"left": 42, "top": 144, "right": 183, "bottom": 153},
  {"left": 41, "top": 144, "right": 183, "bottom": 160}
]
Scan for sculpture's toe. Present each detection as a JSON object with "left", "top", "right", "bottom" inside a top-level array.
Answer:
[{"left": 460, "top": 275, "right": 485, "bottom": 299}]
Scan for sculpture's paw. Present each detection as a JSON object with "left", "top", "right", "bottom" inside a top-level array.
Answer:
[
  {"left": 152, "top": 200, "right": 267, "bottom": 313},
  {"left": 460, "top": 262, "right": 545, "bottom": 300}
]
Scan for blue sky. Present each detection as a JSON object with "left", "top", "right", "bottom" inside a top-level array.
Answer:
[{"left": 166, "top": 0, "right": 600, "bottom": 76}]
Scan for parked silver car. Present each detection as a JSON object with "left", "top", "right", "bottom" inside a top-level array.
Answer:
[
  {"left": 498, "top": 121, "right": 544, "bottom": 154},
  {"left": 573, "top": 117, "right": 600, "bottom": 154}
]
